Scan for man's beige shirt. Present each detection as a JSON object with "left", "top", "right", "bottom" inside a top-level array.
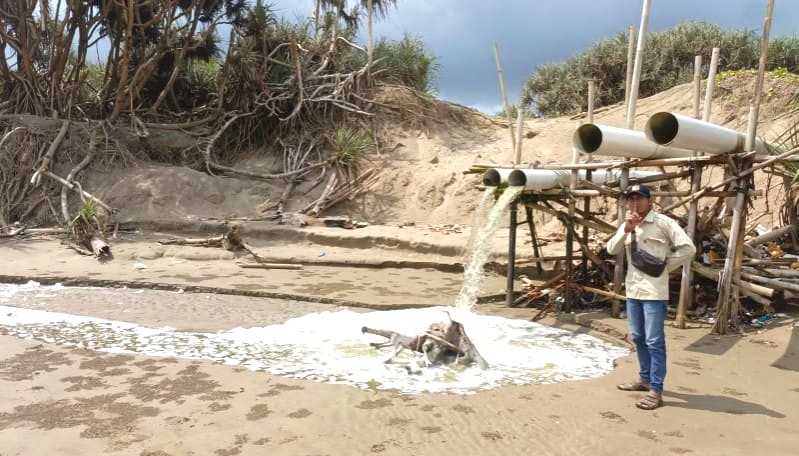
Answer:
[{"left": 606, "top": 210, "right": 696, "bottom": 300}]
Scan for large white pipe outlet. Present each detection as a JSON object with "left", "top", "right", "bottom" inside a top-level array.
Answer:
[
  {"left": 645, "top": 112, "right": 771, "bottom": 156},
  {"left": 574, "top": 123, "right": 695, "bottom": 159},
  {"left": 506, "top": 168, "right": 660, "bottom": 190},
  {"left": 482, "top": 168, "right": 514, "bottom": 187}
]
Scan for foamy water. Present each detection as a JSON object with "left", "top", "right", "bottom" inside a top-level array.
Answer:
[{"left": 0, "top": 282, "right": 628, "bottom": 395}]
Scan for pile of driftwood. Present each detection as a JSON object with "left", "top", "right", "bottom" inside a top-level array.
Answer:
[
  {"left": 157, "top": 224, "right": 302, "bottom": 270},
  {"left": 362, "top": 310, "right": 488, "bottom": 374},
  {"left": 510, "top": 186, "right": 799, "bottom": 329}
]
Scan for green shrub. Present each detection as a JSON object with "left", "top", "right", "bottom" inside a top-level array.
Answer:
[
  {"left": 342, "top": 34, "right": 438, "bottom": 94},
  {"left": 521, "top": 21, "right": 799, "bottom": 117}
]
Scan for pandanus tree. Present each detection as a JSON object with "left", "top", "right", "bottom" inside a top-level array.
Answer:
[
  {"left": 0, "top": 0, "right": 247, "bottom": 119},
  {"left": 313, "top": 0, "right": 397, "bottom": 68}
]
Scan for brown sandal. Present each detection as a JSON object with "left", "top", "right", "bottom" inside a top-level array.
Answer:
[
  {"left": 636, "top": 395, "right": 663, "bottom": 410},
  {"left": 617, "top": 381, "right": 650, "bottom": 392}
]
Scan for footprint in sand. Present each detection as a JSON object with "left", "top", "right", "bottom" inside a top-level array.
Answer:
[
  {"left": 356, "top": 398, "right": 392, "bottom": 409},
  {"left": 481, "top": 431, "right": 503, "bottom": 441},
  {"left": 722, "top": 387, "right": 748, "bottom": 397},
  {"left": 636, "top": 429, "right": 661, "bottom": 443},
  {"left": 451, "top": 404, "right": 474, "bottom": 414},
  {"left": 246, "top": 404, "right": 271, "bottom": 420},
  {"left": 599, "top": 411, "right": 626, "bottom": 423},
  {"left": 288, "top": 408, "right": 312, "bottom": 418}
]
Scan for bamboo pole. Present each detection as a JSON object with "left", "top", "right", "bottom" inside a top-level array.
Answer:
[
  {"left": 493, "top": 43, "right": 516, "bottom": 155},
  {"left": 662, "top": 146, "right": 799, "bottom": 213},
  {"left": 625, "top": 0, "right": 650, "bottom": 129},
  {"left": 702, "top": 48, "right": 720, "bottom": 122},
  {"left": 565, "top": 144, "right": 579, "bottom": 312},
  {"left": 576, "top": 284, "right": 627, "bottom": 302},
  {"left": 624, "top": 26, "right": 636, "bottom": 112},
  {"left": 516, "top": 255, "right": 571, "bottom": 264},
  {"left": 514, "top": 109, "right": 525, "bottom": 165},
  {"left": 546, "top": 199, "right": 618, "bottom": 233},
  {"left": 531, "top": 271, "right": 568, "bottom": 291},
  {"left": 605, "top": 170, "right": 691, "bottom": 187},
  {"left": 526, "top": 202, "right": 615, "bottom": 235},
  {"left": 693, "top": 55, "right": 702, "bottom": 119},
  {"left": 757, "top": 268, "right": 799, "bottom": 279},
  {"left": 576, "top": 240, "right": 611, "bottom": 276},
  {"left": 714, "top": 1, "right": 774, "bottom": 334},
  {"left": 692, "top": 263, "right": 773, "bottom": 306},
  {"left": 525, "top": 207, "right": 544, "bottom": 275},
  {"left": 470, "top": 157, "right": 717, "bottom": 172},
  {"left": 677, "top": 54, "right": 712, "bottom": 329},
  {"left": 740, "top": 271, "right": 799, "bottom": 294},
  {"left": 616, "top": 156, "right": 723, "bottom": 168},
  {"left": 613, "top": 0, "right": 651, "bottom": 318},
  {"left": 507, "top": 201, "right": 519, "bottom": 307},
  {"left": 713, "top": 115, "right": 752, "bottom": 334},
  {"left": 746, "top": 225, "right": 797, "bottom": 248}
]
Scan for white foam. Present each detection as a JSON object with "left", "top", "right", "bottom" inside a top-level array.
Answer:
[{"left": 0, "top": 290, "right": 629, "bottom": 395}]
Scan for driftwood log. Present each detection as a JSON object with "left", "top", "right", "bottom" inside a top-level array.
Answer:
[
  {"left": 87, "top": 233, "right": 111, "bottom": 258},
  {"left": 237, "top": 262, "right": 303, "bottom": 270},
  {"left": 158, "top": 224, "right": 264, "bottom": 262},
  {"left": 362, "top": 311, "right": 488, "bottom": 371}
]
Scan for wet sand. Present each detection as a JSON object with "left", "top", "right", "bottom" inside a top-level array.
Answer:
[{"left": 1, "top": 233, "right": 799, "bottom": 455}]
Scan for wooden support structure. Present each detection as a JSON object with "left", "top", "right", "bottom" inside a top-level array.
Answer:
[
  {"left": 524, "top": 207, "right": 544, "bottom": 275},
  {"left": 506, "top": 200, "right": 518, "bottom": 307},
  {"left": 477, "top": 0, "right": 799, "bottom": 333}
]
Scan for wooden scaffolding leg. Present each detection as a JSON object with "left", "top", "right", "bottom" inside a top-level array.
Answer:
[
  {"left": 506, "top": 201, "right": 518, "bottom": 307},
  {"left": 676, "top": 164, "right": 702, "bottom": 328},
  {"left": 564, "top": 212, "right": 574, "bottom": 313},
  {"left": 612, "top": 169, "right": 630, "bottom": 317},
  {"left": 524, "top": 206, "right": 544, "bottom": 275},
  {"left": 713, "top": 162, "right": 749, "bottom": 334},
  {"left": 581, "top": 170, "right": 592, "bottom": 278}
]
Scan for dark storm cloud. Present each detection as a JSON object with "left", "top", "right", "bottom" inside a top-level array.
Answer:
[{"left": 278, "top": 1, "right": 799, "bottom": 113}]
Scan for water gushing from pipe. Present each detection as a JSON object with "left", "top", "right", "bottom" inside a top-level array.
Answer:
[
  {"left": 464, "top": 187, "right": 497, "bottom": 264},
  {"left": 454, "top": 186, "right": 524, "bottom": 309}
]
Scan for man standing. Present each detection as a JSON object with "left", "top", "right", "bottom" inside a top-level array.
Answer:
[{"left": 606, "top": 184, "right": 696, "bottom": 410}]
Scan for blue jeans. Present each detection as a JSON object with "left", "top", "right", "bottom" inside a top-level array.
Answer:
[{"left": 626, "top": 299, "right": 667, "bottom": 394}]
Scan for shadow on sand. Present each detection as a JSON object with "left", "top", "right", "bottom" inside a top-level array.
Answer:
[
  {"left": 684, "top": 319, "right": 797, "bottom": 357},
  {"left": 683, "top": 332, "right": 741, "bottom": 356},
  {"left": 772, "top": 325, "right": 799, "bottom": 372},
  {"left": 664, "top": 391, "right": 786, "bottom": 417}
]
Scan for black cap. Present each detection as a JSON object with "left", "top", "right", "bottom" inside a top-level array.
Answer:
[{"left": 624, "top": 184, "right": 651, "bottom": 198}]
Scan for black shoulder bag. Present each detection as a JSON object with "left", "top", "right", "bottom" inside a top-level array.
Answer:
[{"left": 630, "top": 229, "right": 667, "bottom": 277}]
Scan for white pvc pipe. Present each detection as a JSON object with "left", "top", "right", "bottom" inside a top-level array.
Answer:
[
  {"left": 506, "top": 168, "right": 659, "bottom": 190},
  {"left": 573, "top": 123, "right": 695, "bottom": 159},
  {"left": 482, "top": 168, "right": 514, "bottom": 187},
  {"left": 645, "top": 112, "right": 771, "bottom": 156}
]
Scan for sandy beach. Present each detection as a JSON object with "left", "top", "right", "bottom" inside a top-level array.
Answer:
[{"left": 1, "top": 228, "right": 798, "bottom": 456}]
